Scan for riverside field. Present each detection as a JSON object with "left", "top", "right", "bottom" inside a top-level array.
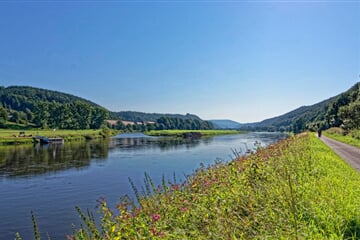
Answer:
[{"left": 0, "top": 129, "right": 118, "bottom": 145}]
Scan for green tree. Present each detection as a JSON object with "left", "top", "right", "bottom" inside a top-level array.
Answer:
[
  {"left": 11, "top": 111, "right": 20, "bottom": 123},
  {"left": 339, "top": 101, "right": 360, "bottom": 130},
  {"left": 0, "top": 107, "right": 8, "bottom": 121},
  {"left": 292, "top": 117, "right": 306, "bottom": 134},
  {"left": 90, "top": 107, "right": 109, "bottom": 129},
  {"left": 33, "top": 102, "right": 50, "bottom": 128}
]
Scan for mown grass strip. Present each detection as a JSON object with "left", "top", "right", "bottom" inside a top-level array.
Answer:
[{"left": 26, "top": 133, "right": 360, "bottom": 239}]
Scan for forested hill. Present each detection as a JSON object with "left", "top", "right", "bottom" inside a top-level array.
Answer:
[
  {"left": 0, "top": 86, "right": 101, "bottom": 111},
  {"left": 252, "top": 97, "right": 336, "bottom": 132},
  {"left": 0, "top": 86, "right": 213, "bottom": 130},
  {"left": 0, "top": 86, "right": 109, "bottom": 129},
  {"left": 110, "top": 111, "right": 202, "bottom": 122},
  {"left": 249, "top": 82, "right": 360, "bottom": 132},
  {"left": 209, "top": 119, "right": 245, "bottom": 129}
]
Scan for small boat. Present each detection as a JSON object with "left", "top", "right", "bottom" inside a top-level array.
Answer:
[{"left": 33, "top": 136, "right": 64, "bottom": 144}]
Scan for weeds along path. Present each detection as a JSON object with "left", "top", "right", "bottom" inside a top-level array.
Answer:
[{"left": 320, "top": 135, "right": 360, "bottom": 172}]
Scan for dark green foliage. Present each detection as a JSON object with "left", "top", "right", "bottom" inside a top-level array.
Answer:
[
  {"left": 0, "top": 86, "right": 109, "bottom": 129},
  {"left": 0, "top": 107, "right": 7, "bottom": 121},
  {"left": 155, "top": 116, "right": 213, "bottom": 130},
  {"left": 111, "top": 116, "right": 214, "bottom": 131},
  {"left": 251, "top": 96, "right": 335, "bottom": 132},
  {"left": 248, "top": 82, "right": 360, "bottom": 133},
  {"left": 108, "top": 111, "right": 214, "bottom": 131},
  {"left": 110, "top": 111, "right": 202, "bottom": 122},
  {"left": 338, "top": 101, "right": 360, "bottom": 130},
  {"left": 327, "top": 83, "right": 360, "bottom": 130}
]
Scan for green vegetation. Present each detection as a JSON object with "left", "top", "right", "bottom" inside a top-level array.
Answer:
[
  {"left": 24, "top": 133, "right": 359, "bottom": 239},
  {"left": 0, "top": 86, "right": 109, "bottom": 129},
  {"left": 0, "top": 129, "right": 117, "bottom": 145},
  {"left": 1, "top": 86, "right": 214, "bottom": 133},
  {"left": 248, "top": 82, "right": 360, "bottom": 133},
  {"left": 324, "top": 127, "right": 360, "bottom": 148},
  {"left": 110, "top": 111, "right": 203, "bottom": 123},
  {"left": 109, "top": 116, "right": 214, "bottom": 132},
  {"left": 145, "top": 129, "right": 243, "bottom": 137}
]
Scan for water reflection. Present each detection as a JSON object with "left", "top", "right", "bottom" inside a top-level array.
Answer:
[
  {"left": 110, "top": 136, "right": 213, "bottom": 152},
  {"left": 0, "top": 132, "right": 286, "bottom": 179},
  {"left": 0, "top": 132, "right": 288, "bottom": 240},
  {"left": 0, "top": 135, "right": 215, "bottom": 178},
  {"left": 0, "top": 141, "right": 109, "bottom": 178}
]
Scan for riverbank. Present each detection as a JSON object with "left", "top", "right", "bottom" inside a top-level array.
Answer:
[
  {"left": 144, "top": 129, "right": 245, "bottom": 137},
  {"left": 0, "top": 129, "right": 119, "bottom": 145},
  {"left": 64, "top": 133, "right": 360, "bottom": 239}
]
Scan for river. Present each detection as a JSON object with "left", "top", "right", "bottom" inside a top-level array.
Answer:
[{"left": 0, "top": 132, "right": 286, "bottom": 239}]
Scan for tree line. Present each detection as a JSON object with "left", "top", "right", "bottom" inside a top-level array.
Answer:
[
  {"left": 33, "top": 101, "right": 108, "bottom": 129},
  {"left": 0, "top": 86, "right": 109, "bottom": 129},
  {"left": 243, "top": 82, "right": 360, "bottom": 134},
  {"left": 0, "top": 101, "right": 108, "bottom": 130},
  {"left": 294, "top": 82, "right": 360, "bottom": 133},
  {"left": 108, "top": 116, "right": 214, "bottom": 131}
]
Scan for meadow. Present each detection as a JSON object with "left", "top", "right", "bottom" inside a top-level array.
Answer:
[
  {"left": 0, "top": 129, "right": 116, "bottom": 145},
  {"left": 44, "top": 132, "right": 359, "bottom": 239}
]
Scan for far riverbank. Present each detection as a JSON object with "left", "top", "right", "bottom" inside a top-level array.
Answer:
[
  {"left": 144, "top": 129, "right": 245, "bottom": 137},
  {"left": 0, "top": 129, "right": 119, "bottom": 145}
]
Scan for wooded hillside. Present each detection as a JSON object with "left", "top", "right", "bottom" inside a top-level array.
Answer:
[
  {"left": 0, "top": 86, "right": 108, "bottom": 129},
  {"left": 247, "top": 82, "right": 360, "bottom": 133}
]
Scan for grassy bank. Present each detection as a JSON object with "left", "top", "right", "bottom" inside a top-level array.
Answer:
[
  {"left": 58, "top": 133, "right": 360, "bottom": 239},
  {"left": 0, "top": 129, "right": 118, "bottom": 145},
  {"left": 323, "top": 127, "right": 360, "bottom": 148},
  {"left": 145, "top": 129, "right": 244, "bottom": 137}
]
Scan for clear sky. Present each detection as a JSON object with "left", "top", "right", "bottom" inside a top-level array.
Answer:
[{"left": 0, "top": 1, "right": 359, "bottom": 123}]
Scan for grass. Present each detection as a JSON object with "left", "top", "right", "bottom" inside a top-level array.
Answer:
[
  {"left": 145, "top": 129, "right": 245, "bottom": 137},
  {"left": 50, "top": 132, "right": 359, "bottom": 239},
  {"left": 0, "top": 129, "right": 118, "bottom": 145},
  {"left": 323, "top": 128, "right": 360, "bottom": 148}
]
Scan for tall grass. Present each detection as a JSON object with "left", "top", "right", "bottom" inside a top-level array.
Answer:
[{"left": 26, "top": 133, "right": 360, "bottom": 239}]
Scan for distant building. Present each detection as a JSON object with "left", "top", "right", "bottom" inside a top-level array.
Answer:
[
  {"left": 105, "top": 120, "right": 118, "bottom": 126},
  {"left": 106, "top": 120, "right": 156, "bottom": 126}
]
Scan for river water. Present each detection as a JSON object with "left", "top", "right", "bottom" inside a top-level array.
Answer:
[{"left": 0, "top": 132, "right": 286, "bottom": 239}]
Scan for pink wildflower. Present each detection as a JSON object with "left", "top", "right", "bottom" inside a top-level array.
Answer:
[
  {"left": 171, "top": 184, "right": 180, "bottom": 191},
  {"left": 180, "top": 207, "right": 188, "bottom": 212},
  {"left": 152, "top": 213, "right": 161, "bottom": 222}
]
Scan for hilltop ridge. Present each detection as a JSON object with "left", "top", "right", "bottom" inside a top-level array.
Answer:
[
  {"left": 244, "top": 82, "right": 360, "bottom": 132},
  {"left": 1, "top": 82, "right": 359, "bottom": 133}
]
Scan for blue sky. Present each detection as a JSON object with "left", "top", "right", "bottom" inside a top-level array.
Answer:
[{"left": 0, "top": 1, "right": 359, "bottom": 122}]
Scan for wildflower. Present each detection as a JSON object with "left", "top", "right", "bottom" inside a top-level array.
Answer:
[
  {"left": 171, "top": 184, "right": 180, "bottom": 191},
  {"left": 180, "top": 207, "right": 188, "bottom": 212},
  {"left": 151, "top": 227, "right": 164, "bottom": 237},
  {"left": 204, "top": 180, "right": 212, "bottom": 186},
  {"left": 152, "top": 213, "right": 161, "bottom": 222}
]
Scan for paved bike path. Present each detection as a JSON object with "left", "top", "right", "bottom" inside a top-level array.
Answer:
[{"left": 319, "top": 135, "right": 360, "bottom": 172}]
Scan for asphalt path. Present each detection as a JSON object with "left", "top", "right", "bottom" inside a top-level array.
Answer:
[{"left": 319, "top": 135, "right": 360, "bottom": 172}]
